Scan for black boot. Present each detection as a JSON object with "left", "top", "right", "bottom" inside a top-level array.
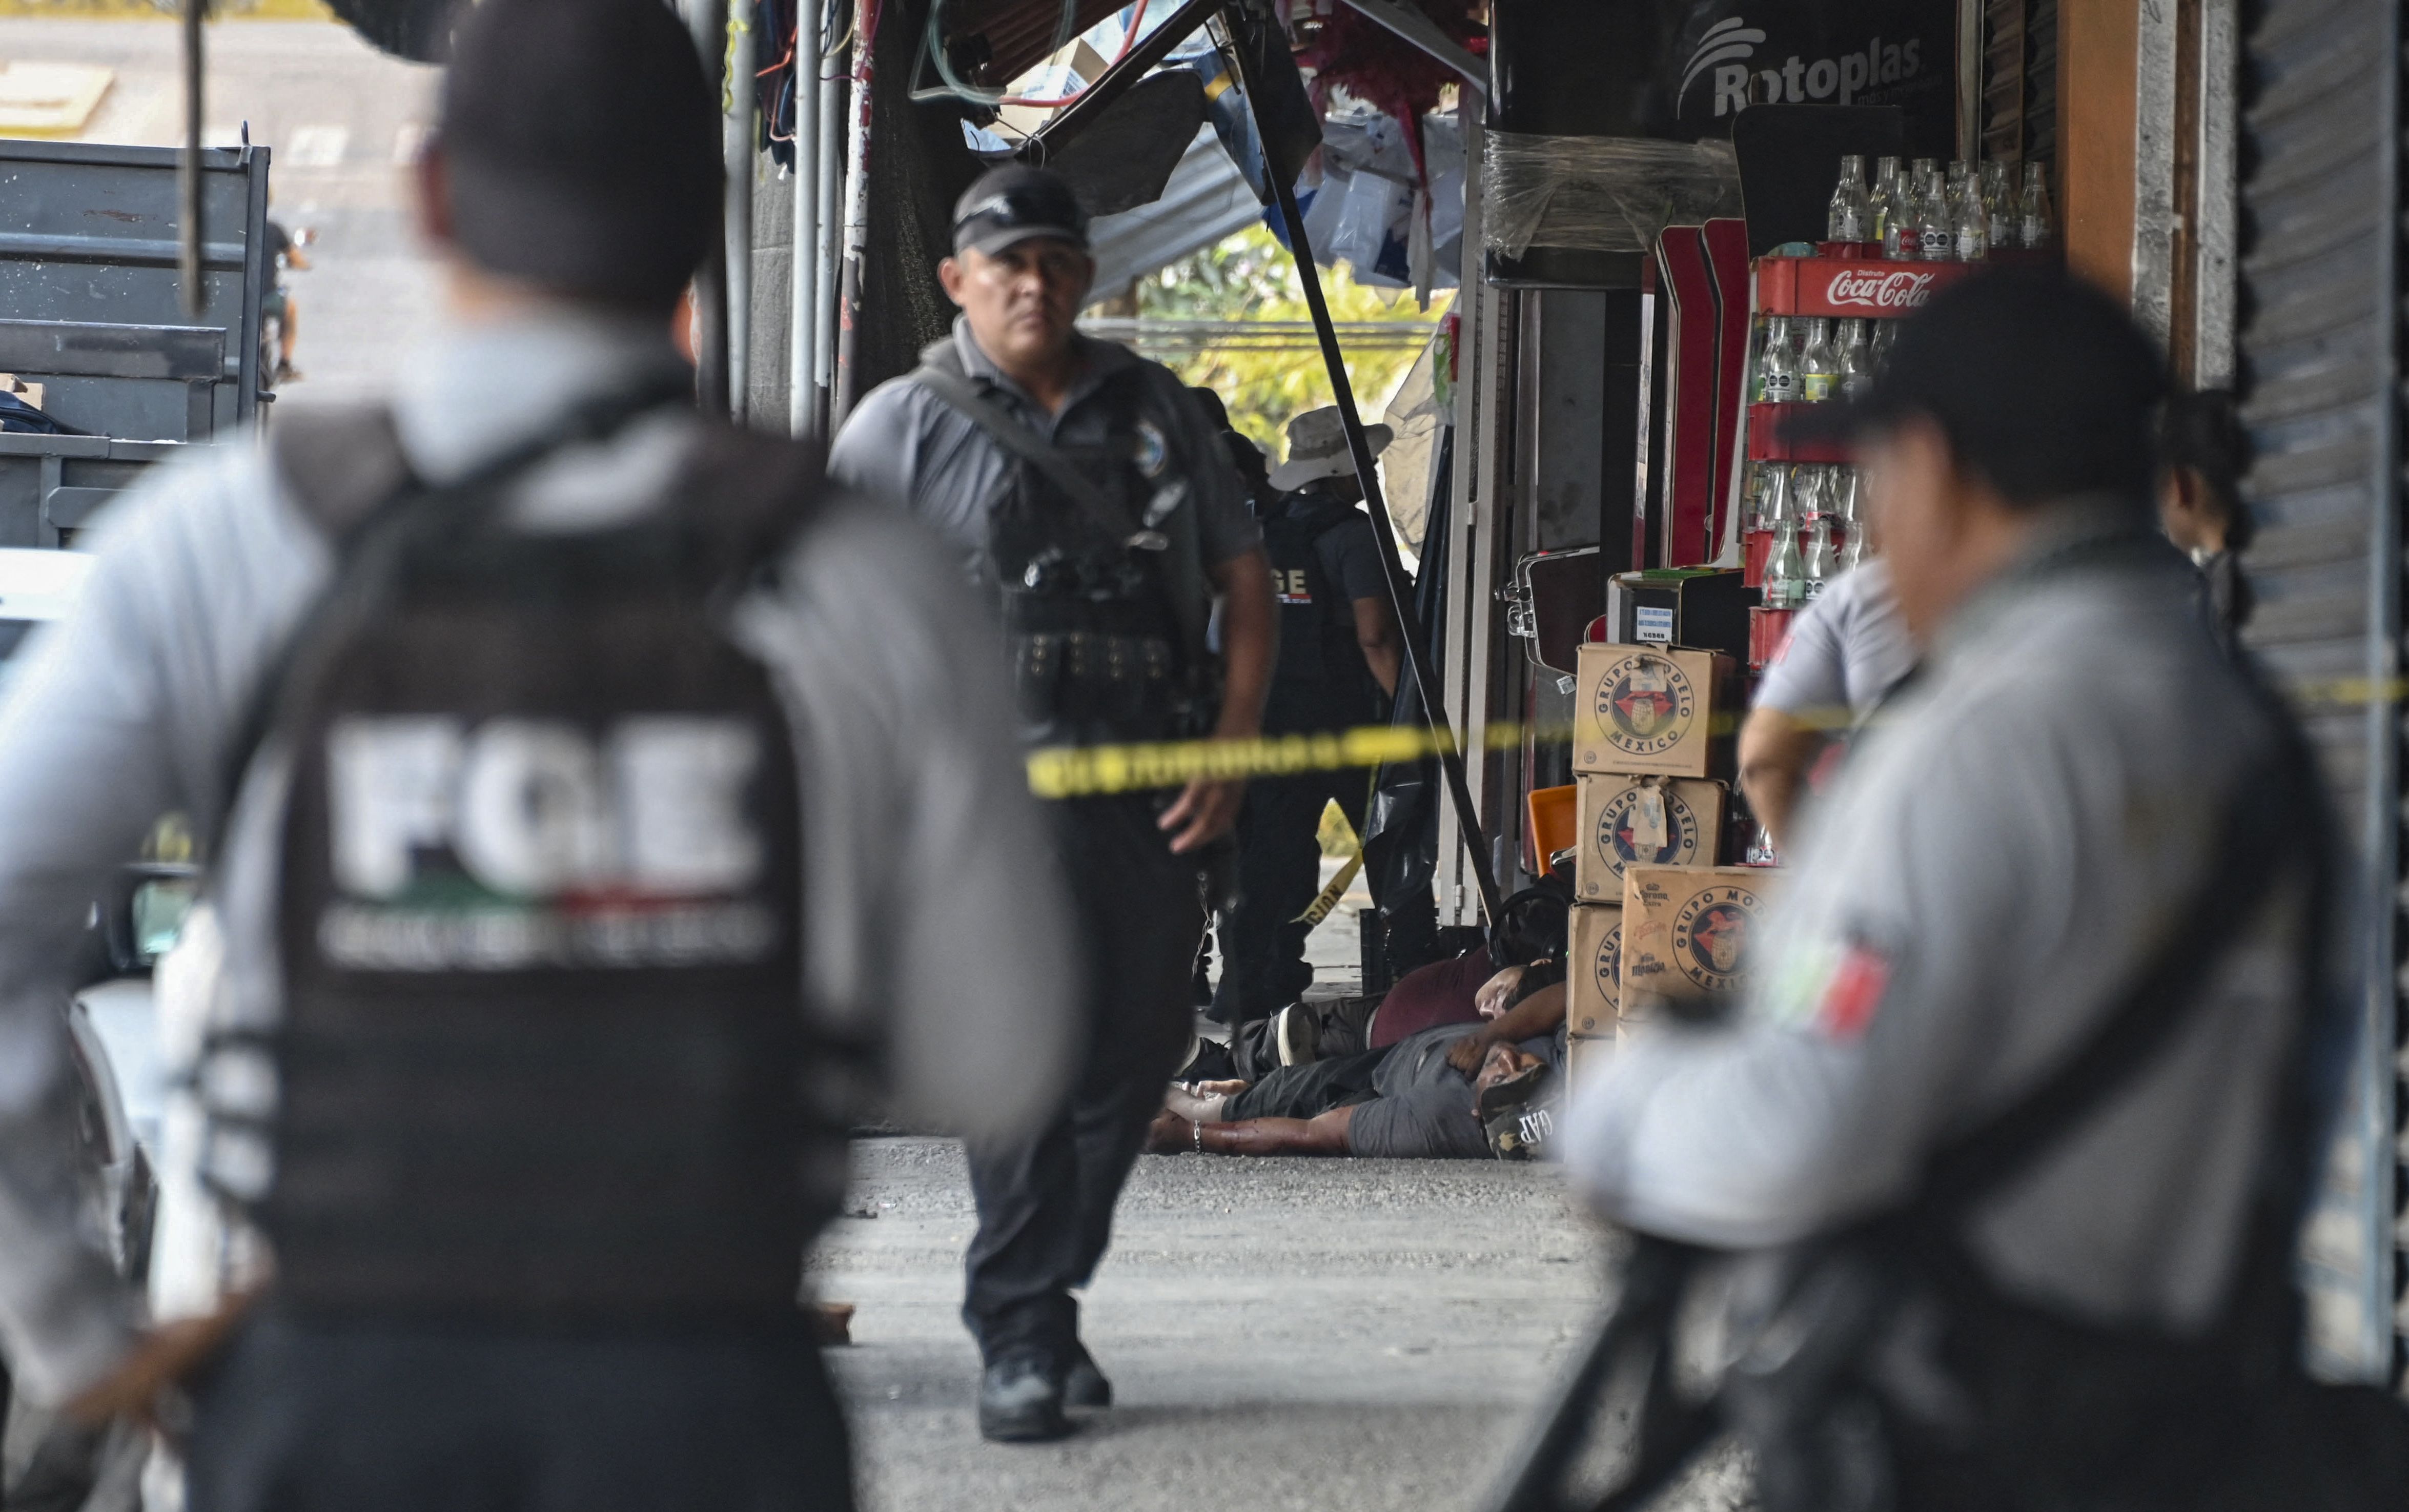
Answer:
[{"left": 978, "top": 1352, "right": 1069, "bottom": 1443}]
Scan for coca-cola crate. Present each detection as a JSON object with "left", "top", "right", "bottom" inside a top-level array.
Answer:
[
  {"left": 1746, "top": 401, "right": 1853, "bottom": 463},
  {"left": 1743, "top": 528, "right": 1771, "bottom": 588},
  {"left": 1756, "top": 255, "right": 1981, "bottom": 319},
  {"left": 1749, "top": 605, "right": 1798, "bottom": 670}
]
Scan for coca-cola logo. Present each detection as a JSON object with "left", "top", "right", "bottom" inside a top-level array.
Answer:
[{"left": 1824, "top": 269, "right": 1936, "bottom": 310}]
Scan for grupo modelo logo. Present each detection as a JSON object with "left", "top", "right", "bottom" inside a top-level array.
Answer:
[
  {"left": 1671, "top": 884, "right": 1764, "bottom": 995},
  {"left": 1596, "top": 785, "right": 1703, "bottom": 877},
  {"left": 1594, "top": 652, "right": 1698, "bottom": 757},
  {"left": 1593, "top": 917, "right": 1622, "bottom": 1008},
  {"left": 1679, "top": 15, "right": 1925, "bottom": 118},
  {"left": 1826, "top": 268, "right": 1938, "bottom": 310}
]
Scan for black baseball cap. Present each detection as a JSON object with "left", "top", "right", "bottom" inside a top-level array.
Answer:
[
  {"left": 437, "top": 0, "right": 721, "bottom": 311},
  {"left": 952, "top": 165, "right": 1090, "bottom": 258},
  {"left": 1784, "top": 269, "right": 2169, "bottom": 506}
]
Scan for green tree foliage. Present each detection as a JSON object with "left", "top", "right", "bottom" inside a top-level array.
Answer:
[{"left": 1137, "top": 226, "right": 1445, "bottom": 461}]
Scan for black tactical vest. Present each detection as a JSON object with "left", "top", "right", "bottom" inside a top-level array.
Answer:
[
  {"left": 243, "top": 405, "right": 827, "bottom": 1321},
  {"left": 913, "top": 343, "right": 1212, "bottom": 750},
  {"left": 1260, "top": 489, "right": 1378, "bottom": 735}
]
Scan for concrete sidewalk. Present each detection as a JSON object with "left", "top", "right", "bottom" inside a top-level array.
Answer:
[{"left": 814, "top": 1138, "right": 1731, "bottom": 1512}]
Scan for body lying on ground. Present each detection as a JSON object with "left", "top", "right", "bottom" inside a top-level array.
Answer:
[{"left": 1152, "top": 980, "right": 1567, "bottom": 1159}]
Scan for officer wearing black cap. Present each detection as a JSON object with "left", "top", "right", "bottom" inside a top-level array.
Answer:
[
  {"left": 0, "top": 1, "right": 1077, "bottom": 1506},
  {"left": 830, "top": 164, "right": 1275, "bottom": 1443},
  {"left": 1565, "top": 272, "right": 2347, "bottom": 1505}
]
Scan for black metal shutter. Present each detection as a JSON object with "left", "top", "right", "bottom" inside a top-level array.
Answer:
[{"left": 2234, "top": 0, "right": 2403, "bottom": 1386}]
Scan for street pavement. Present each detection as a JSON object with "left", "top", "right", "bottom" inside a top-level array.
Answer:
[{"left": 812, "top": 861, "right": 1752, "bottom": 1512}]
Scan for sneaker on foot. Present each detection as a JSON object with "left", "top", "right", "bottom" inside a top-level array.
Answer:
[
  {"left": 1273, "top": 1002, "right": 1319, "bottom": 1067},
  {"left": 979, "top": 1353, "right": 1070, "bottom": 1443}
]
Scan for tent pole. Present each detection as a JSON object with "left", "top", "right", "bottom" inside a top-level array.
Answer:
[{"left": 1222, "top": 4, "right": 1501, "bottom": 923}]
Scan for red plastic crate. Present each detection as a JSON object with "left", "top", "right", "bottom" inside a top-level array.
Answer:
[
  {"left": 1750, "top": 605, "right": 1799, "bottom": 670},
  {"left": 1746, "top": 401, "right": 1855, "bottom": 463}
]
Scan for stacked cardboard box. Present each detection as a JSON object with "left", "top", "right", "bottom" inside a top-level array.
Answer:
[{"left": 1564, "top": 643, "right": 1741, "bottom": 1051}]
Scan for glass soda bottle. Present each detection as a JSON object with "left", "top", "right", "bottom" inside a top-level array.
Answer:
[
  {"left": 1981, "top": 160, "right": 2011, "bottom": 249},
  {"left": 1763, "top": 512, "right": 1807, "bottom": 610},
  {"left": 1868, "top": 155, "right": 1901, "bottom": 254},
  {"left": 1757, "top": 316, "right": 1799, "bottom": 403},
  {"left": 1799, "top": 319, "right": 1839, "bottom": 402},
  {"left": 1952, "top": 178, "right": 1989, "bottom": 261},
  {"left": 1801, "top": 514, "right": 1835, "bottom": 600},
  {"left": 1917, "top": 163, "right": 1953, "bottom": 261},
  {"left": 1827, "top": 154, "right": 1869, "bottom": 243},
  {"left": 1870, "top": 318, "right": 1898, "bottom": 372},
  {"left": 2018, "top": 162, "right": 2055, "bottom": 249},
  {"left": 1837, "top": 318, "right": 1874, "bottom": 400}
]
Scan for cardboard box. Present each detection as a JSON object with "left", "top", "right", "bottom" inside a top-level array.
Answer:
[
  {"left": 1572, "top": 774, "right": 1726, "bottom": 903},
  {"left": 1621, "top": 865, "right": 1777, "bottom": 1019},
  {"left": 1574, "top": 643, "right": 1734, "bottom": 779},
  {"left": 1567, "top": 903, "right": 1621, "bottom": 1037},
  {"left": 1566, "top": 1032, "right": 1611, "bottom": 1093}
]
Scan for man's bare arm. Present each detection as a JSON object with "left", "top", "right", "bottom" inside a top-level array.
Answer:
[
  {"left": 1445, "top": 981, "right": 1568, "bottom": 1073},
  {"left": 1737, "top": 706, "right": 1827, "bottom": 851},
  {"left": 1351, "top": 595, "right": 1402, "bottom": 698},
  {"left": 1147, "top": 1106, "right": 1355, "bottom": 1156}
]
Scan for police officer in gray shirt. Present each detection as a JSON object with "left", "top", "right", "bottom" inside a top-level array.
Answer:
[
  {"left": 828, "top": 166, "right": 1275, "bottom": 1442},
  {"left": 1568, "top": 274, "right": 2332, "bottom": 1505},
  {"left": 0, "top": 4, "right": 1075, "bottom": 1506}
]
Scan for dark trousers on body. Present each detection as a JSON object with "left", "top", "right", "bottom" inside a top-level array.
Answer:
[
  {"left": 962, "top": 794, "right": 1202, "bottom": 1367},
  {"left": 186, "top": 1310, "right": 852, "bottom": 1512},
  {"left": 1220, "top": 1043, "right": 1391, "bottom": 1124},
  {"left": 1210, "top": 767, "right": 1368, "bottom": 1026}
]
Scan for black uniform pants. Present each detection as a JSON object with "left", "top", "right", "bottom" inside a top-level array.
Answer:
[
  {"left": 962, "top": 794, "right": 1201, "bottom": 1367},
  {"left": 1210, "top": 766, "right": 1369, "bottom": 1027},
  {"left": 185, "top": 1310, "right": 852, "bottom": 1512}
]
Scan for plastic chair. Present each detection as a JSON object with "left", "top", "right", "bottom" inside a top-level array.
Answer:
[{"left": 1526, "top": 784, "right": 1577, "bottom": 876}]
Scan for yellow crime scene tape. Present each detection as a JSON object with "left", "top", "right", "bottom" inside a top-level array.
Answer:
[{"left": 1021, "top": 676, "right": 2409, "bottom": 799}]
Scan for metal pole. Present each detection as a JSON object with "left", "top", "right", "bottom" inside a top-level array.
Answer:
[
  {"left": 685, "top": 0, "right": 732, "bottom": 415},
  {"left": 725, "top": 4, "right": 756, "bottom": 422},
  {"left": 811, "top": 26, "right": 845, "bottom": 428},
  {"left": 1223, "top": 6, "right": 1501, "bottom": 922},
  {"left": 787, "top": 0, "right": 823, "bottom": 436},
  {"left": 178, "top": 0, "right": 206, "bottom": 318},
  {"left": 830, "top": 7, "right": 874, "bottom": 428}
]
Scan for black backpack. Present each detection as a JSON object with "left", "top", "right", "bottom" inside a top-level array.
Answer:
[{"left": 218, "top": 394, "right": 835, "bottom": 1321}]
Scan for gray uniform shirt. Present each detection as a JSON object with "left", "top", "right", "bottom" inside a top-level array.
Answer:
[
  {"left": 1569, "top": 515, "right": 2304, "bottom": 1333},
  {"left": 826, "top": 317, "right": 1261, "bottom": 584},
  {"left": 1753, "top": 557, "right": 1917, "bottom": 722},
  {"left": 0, "top": 310, "right": 1078, "bottom": 1402},
  {"left": 1349, "top": 1023, "right": 1563, "bottom": 1160}
]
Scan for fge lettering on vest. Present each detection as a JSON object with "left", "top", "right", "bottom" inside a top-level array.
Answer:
[
  {"left": 320, "top": 714, "right": 781, "bottom": 973},
  {"left": 1272, "top": 566, "right": 1316, "bottom": 606}
]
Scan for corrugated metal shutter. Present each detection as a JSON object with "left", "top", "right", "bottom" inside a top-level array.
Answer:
[{"left": 2234, "top": 0, "right": 2404, "bottom": 1386}]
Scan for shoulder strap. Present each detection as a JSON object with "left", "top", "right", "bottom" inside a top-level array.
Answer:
[
  {"left": 271, "top": 404, "right": 419, "bottom": 543},
  {"left": 907, "top": 363, "right": 1139, "bottom": 545},
  {"left": 1924, "top": 733, "right": 2313, "bottom": 1214},
  {"left": 218, "top": 380, "right": 695, "bottom": 847}
]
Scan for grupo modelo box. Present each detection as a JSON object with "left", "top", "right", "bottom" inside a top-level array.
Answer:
[
  {"left": 1573, "top": 643, "right": 1735, "bottom": 779},
  {"left": 1568, "top": 903, "right": 1621, "bottom": 1037},
  {"left": 1620, "top": 864, "right": 1776, "bottom": 1024},
  {"left": 1571, "top": 773, "right": 1727, "bottom": 903}
]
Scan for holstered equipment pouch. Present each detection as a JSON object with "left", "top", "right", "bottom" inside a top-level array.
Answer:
[{"left": 909, "top": 350, "right": 1215, "bottom": 749}]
